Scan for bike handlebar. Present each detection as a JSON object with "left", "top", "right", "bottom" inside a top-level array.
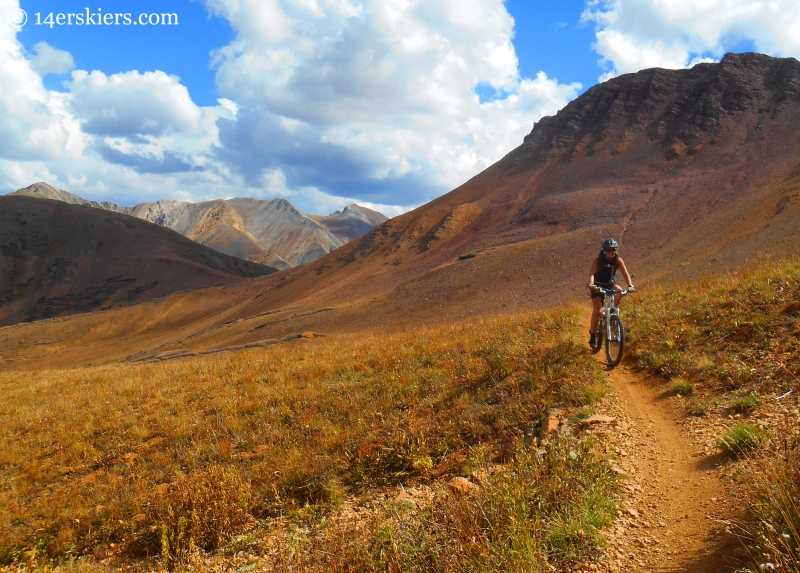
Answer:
[{"left": 590, "top": 287, "right": 630, "bottom": 295}]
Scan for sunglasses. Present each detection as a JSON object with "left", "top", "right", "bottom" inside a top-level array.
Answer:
[{"left": 604, "top": 248, "right": 617, "bottom": 253}]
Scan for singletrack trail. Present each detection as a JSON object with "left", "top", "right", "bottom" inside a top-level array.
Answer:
[{"left": 579, "top": 315, "right": 744, "bottom": 573}]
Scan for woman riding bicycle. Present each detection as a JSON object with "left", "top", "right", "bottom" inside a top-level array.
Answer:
[{"left": 588, "top": 238, "right": 635, "bottom": 347}]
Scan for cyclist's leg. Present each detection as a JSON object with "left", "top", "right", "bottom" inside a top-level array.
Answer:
[
  {"left": 590, "top": 293, "right": 602, "bottom": 331},
  {"left": 613, "top": 284, "right": 623, "bottom": 306}
]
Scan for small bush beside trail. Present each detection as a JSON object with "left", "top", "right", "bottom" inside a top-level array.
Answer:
[{"left": 718, "top": 424, "right": 769, "bottom": 457}]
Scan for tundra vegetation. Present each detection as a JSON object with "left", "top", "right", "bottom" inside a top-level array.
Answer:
[{"left": 0, "top": 307, "right": 619, "bottom": 571}]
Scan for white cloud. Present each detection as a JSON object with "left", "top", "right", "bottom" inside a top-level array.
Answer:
[
  {"left": 593, "top": 29, "right": 690, "bottom": 79},
  {"left": 0, "top": 6, "right": 76, "bottom": 161},
  {"left": 204, "top": 0, "right": 580, "bottom": 209},
  {"left": 29, "top": 42, "right": 75, "bottom": 76},
  {"left": 583, "top": 0, "right": 800, "bottom": 80},
  {"left": 67, "top": 70, "right": 204, "bottom": 139}
]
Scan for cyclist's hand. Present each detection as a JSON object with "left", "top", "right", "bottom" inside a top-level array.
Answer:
[
  {"left": 589, "top": 284, "right": 599, "bottom": 291},
  {"left": 627, "top": 285, "right": 636, "bottom": 292}
]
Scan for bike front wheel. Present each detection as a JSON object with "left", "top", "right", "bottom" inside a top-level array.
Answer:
[{"left": 606, "top": 315, "right": 625, "bottom": 367}]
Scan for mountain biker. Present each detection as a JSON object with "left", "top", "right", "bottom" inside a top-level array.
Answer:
[{"left": 588, "top": 238, "right": 635, "bottom": 346}]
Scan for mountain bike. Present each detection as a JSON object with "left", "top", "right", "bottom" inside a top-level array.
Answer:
[{"left": 589, "top": 286, "right": 630, "bottom": 368}]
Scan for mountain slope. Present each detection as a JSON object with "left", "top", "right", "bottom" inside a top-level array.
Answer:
[
  {"left": 9, "top": 184, "right": 387, "bottom": 268},
  {"left": 128, "top": 199, "right": 291, "bottom": 269},
  {"left": 12, "top": 182, "right": 130, "bottom": 213},
  {"left": 310, "top": 204, "right": 389, "bottom": 244},
  {"left": 3, "top": 52, "right": 800, "bottom": 369},
  {"left": 0, "top": 196, "right": 276, "bottom": 326}
]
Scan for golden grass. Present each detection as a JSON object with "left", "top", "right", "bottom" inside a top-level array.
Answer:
[
  {"left": 740, "top": 437, "right": 800, "bottom": 573},
  {"left": 627, "top": 255, "right": 800, "bottom": 396},
  {"left": 254, "top": 436, "right": 618, "bottom": 573},
  {"left": 0, "top": 304, "right": 616, "bottom": 570}
]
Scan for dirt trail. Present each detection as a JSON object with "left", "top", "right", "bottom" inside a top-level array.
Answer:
[{"left": 579, "top": 317, "right": 744, "bottom": 572}]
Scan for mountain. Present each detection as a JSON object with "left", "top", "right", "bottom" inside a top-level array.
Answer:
[
  {"left": 310, "top": 204, "right": 389, "bottom": 244},
  {"left": 3, "top": 52, "right": 800, "bottom": 369},
  {"left": 9, "top": 184, "right": 389, "bottom": 269},
  {"left": 0, "top": 195, "right": 276, "bottom": 326},
  {"left": 11, "top": 181, "right": 130, "bottom": 213}
]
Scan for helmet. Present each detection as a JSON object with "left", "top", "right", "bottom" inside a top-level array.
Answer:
[{"left": 601, "top": 238, "right": 618, "bottom": 250}]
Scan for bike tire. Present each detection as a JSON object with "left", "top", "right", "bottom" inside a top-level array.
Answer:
[{"left": 606, "top": 315, "right": 625, "bottom": 368}]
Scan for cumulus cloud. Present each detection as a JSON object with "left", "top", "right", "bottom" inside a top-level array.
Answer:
[
  {"left": 0, "top": 0, "right": 236, "bottom": 207},
  {"left": 29, "top": 42, "right": 75, "bottom": 76},
  {"left": 67, "top": 70, "right": 203, "bottom": 139},
  {"left": 203, "top": 0, "right": 580, "bottom": 209},
  {"left": 583, "top": 0, "right": 800, "bottom": 79},
  {"left": 94, "top": 142, "right": 195, "bottom": 175},
  {"left": 0, "top": 2, "right": 79, "bottom": 163}
]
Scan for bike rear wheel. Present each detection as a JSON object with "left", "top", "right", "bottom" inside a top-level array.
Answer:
[{"left": 605, "top": 315, "right": 625, "bottom": 367}]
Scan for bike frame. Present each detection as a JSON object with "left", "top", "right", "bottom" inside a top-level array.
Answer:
[{"left": 594, "top": 287, "right": 628, "bottom": 342}]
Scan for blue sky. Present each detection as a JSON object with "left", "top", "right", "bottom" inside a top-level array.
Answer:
[
  {"left": 18, "top": 0, "right": 234, "bottom": 106},
  {"left": 18, "top": 1, "right": 598, "bottom": 106},
  {"left": 2, "top": 0, "right": 799, "bottom": 215}
]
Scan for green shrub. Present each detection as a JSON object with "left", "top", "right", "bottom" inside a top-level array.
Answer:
[
  {"left": 731, "top": 393, "right": 759, "bottom": 412},
  {"left": 663, "top": 377, "right": 694, "bottom": 397},
  {"left": 684, "top": 399, "right": 710, "bottom": 416},
  {"left": 718, "top": 424, "right": 768, "bottom": 457}
]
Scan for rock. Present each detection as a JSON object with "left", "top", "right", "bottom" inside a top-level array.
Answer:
[
  {"left": 523, "top": 425, "right": 535, "bottom": 446},
  {"left": 447, "top": 477, "right": 482, "bottom": 497},
  {"left": 395, "top": 490, "right": 417, "bottom": 508},
  {"left": 580, "top": 414, "right": 616, "bottom": 426},
  {"left": 541, "top": 413, "right": 560, "bottom": 436}
]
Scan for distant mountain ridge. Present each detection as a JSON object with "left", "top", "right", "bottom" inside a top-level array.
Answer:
[
  {"left": 9, "top": 183, "right": 388, "bottom": 269},
  {"left": 0, "top": 195, "right": 275, "bottom": 326}
]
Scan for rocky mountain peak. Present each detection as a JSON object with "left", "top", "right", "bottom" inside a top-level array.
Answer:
[{"left": 517, "top": 52, "right": 800, "bottom": 167}]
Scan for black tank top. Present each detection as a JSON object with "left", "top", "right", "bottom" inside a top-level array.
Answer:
[{"left": 593, "top": 251, "right": 618, "bottom": 286}]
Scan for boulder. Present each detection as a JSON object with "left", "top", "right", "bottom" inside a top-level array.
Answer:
[
  {"left": 447, "top": 477, "right": 482, "bottom": 497},
  {"left": 580, "top": 414, "right": 616, "bottom": 426}
]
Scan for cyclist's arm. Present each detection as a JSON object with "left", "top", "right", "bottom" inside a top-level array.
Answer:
[
  {"left": 588, "top": 257, "right": 599, "bottom": 287},
  {"left": 617, "top": 257, "right": 633, "bottom": 287}
]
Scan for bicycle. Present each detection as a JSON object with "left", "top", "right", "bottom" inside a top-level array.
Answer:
[{"left": 589, "top": 286, "right": 630, "bottom": 368}]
